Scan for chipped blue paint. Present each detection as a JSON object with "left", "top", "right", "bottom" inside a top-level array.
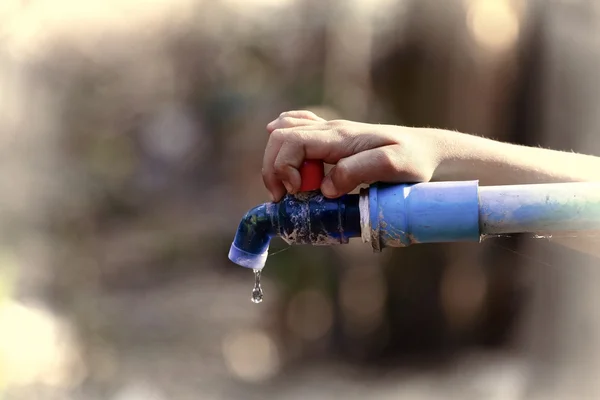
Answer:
[{"left": 368, "top": 181, "right": 480, "bottom": 251}]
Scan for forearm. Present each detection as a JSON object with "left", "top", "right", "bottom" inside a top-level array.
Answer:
[{"left": 432, "top": 129, "right": 600, "bottom": 185}]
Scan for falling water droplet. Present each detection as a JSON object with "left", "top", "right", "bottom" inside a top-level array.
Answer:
[{"left": 251, "top": 269, "right": 263, "bottom": 304}]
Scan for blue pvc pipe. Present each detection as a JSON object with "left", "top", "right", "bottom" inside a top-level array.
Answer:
[
  {"left": 228, "top": 181, "right": 600, "bottom": 268},
  {"left": 366, "top": 181, "right": 480, "bottom": 251},
  {"left": 478, "top": 182, "right": 600, "bottom": 234}
]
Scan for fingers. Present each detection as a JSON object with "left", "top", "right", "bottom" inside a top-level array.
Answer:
[
  {"left": 263, "top": 128, "right": 311, "bottom": 200},
  {"left": 262, "top": 125, "right": 398, "bottom": 201},
  {"left": 262, "top": 136, "right": 287, "bottom": 201},
  {"left": 273, "top": 141, "right": 303, "bottom": 193},
  {"left": 267, "top": 110, "right": 324, "bottom": 133},
  {"left": 320, "top": 145, "right": 423, "bottom": 198}
]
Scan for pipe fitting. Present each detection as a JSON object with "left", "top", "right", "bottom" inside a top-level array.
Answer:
[
  {"left": 360, "top": 181, "right": 481, "bottom": 251},
  {"left": 228, "top": 191, "right": 361, "bottom": 270}
]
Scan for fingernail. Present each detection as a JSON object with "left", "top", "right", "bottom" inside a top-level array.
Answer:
[
  {"left": 283, "top": 180, "right": 293, "bottom": 193},
  {"left": 321, "top": 177, "right": 336, "bottom": 197}
]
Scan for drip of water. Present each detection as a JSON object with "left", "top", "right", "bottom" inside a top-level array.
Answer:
[{"left": 251, "top": 269, "right": 263, "bottom": 304}]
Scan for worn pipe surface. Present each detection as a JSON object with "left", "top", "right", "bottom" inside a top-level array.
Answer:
[
  {"left": 360, "top": 181, "right": 481, "bottom": 251},
  {"left": 478, "top": 182, "right": 600, "bottom": 234}
]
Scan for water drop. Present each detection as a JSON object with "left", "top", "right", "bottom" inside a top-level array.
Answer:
[{"left": 251, "top": 269, "right": 263, "bottom": 304}]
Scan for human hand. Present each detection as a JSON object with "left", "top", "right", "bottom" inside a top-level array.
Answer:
[{"left": 262, "top": 110, "right": 445, "bottom": 201}]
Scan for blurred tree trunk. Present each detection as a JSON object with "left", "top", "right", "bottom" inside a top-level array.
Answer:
[{"left": 369, "top": 0, "right": 526, "bottom": 360}]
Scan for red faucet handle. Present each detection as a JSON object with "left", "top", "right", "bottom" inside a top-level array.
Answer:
[{"left": 299, "top": 160, "right": 324, "bottom": 192}]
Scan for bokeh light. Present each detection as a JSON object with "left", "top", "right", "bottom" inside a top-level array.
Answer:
[
  {"left": 0, "top": 301, "right": 85, "bottom": 388},
  {"left": 222, "top": 328, "right": 281, "bottom": 383},
  {"left": 466, "top": 0, "right": 520, "bottom": 53}
]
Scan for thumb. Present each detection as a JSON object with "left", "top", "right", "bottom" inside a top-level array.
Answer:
[{"left": 320, "top": 146, "right": 423, "bottom": 198}]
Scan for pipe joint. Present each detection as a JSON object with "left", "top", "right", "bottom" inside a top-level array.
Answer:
[{"left": 361, "top": 181, "right": 481, "bottom": 251}]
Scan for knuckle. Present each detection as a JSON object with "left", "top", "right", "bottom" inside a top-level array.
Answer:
[
  {"left": 273, "top": 159, "right": 284, "bottom": 171},
  {"left": 273, "top": 161, "right": 288, "bottom": 176},
  {"left": 377, "top": 147, "right": 399, "bottom": 173},
  {"left": 329, "top": 121, "right": 353, "bottom": 139},
  {"left": 280, "top": 116, "right": 297, "bottom": 127},
  {"left": 327, "top": 119, "right": 344, "bottom": 128},
  {"left": 280, "top": 110, "right": 304, "bottom": 118},
  {"left": 333, "top": 161, "right": 352, "bottom": 185},
  {"left": 286, "top": 129, "right": 303, "bottom": 143},
  {"left": 270, "top": 128, "right": 286, "bottom": 141},
  {"left": 261, "top": 166, "right": 270, "bottom": 178},
  {"left": 273, "top": 155, "right": 290, "bottom": 174},
  {"left": 271, "top": 128, "right": 303, "bottom": 143}
]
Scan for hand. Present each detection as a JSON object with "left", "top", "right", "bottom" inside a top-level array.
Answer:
[{"left": 262, "top": 110, "right": 444, "bottom": 201}]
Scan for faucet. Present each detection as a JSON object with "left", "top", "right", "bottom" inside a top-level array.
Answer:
[
  {"left": 229, "top": 160, "right": 600, "bottom": 270},
  {"left": 228, "top": 161, "right": 361, "bottom": 269}
]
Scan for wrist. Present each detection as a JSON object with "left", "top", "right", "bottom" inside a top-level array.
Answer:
[
  {"left": 430, "top": 129, "right": 496, "bottom": 181},
  {"left": 426, "top": 128, "right": 464, "bottom": 181}
]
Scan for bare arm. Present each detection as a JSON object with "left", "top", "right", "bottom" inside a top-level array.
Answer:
[
  {"left": 262, "top": 111, "right": 600, "bottom": 201},
  {"left": 433, "top": 130, "right": 600, "bottom": 185}
]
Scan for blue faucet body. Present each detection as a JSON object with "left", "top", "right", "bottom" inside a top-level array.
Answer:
[
  {"left": 228, "top": 191, "right": 361, "bottom": 269},
  {"left": 229, "top": 181, "right": 600, "bottom": 269}
]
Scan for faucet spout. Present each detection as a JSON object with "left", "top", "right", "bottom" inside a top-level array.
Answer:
[
  {"left": 228, "top": 202, "right": 277, "bottom": 270},
  {"left": 228, "top": 192, "right": 362, "bottom": 270}
]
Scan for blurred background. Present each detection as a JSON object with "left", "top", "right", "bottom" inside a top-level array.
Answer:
[{"left": 1, "top": 0, "right": 600, "bottom": 398}]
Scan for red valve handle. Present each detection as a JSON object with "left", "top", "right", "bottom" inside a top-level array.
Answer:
[{"left": 299, "top": 160, "right": 324, "bottom": 192}]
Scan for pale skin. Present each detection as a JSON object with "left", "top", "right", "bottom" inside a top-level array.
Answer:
[{"left": 262, "top": 110, "right": 600, "bottom": 202}]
